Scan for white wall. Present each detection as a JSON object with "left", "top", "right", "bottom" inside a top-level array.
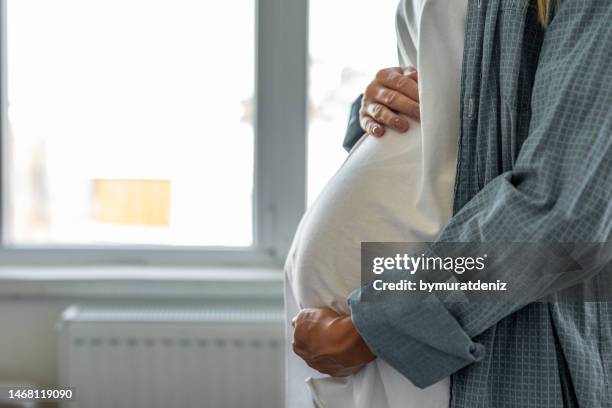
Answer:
[
  {"left": 0, "top": 298, "right": 68, "bottom": 386},
  {"left": 0, "top": 268, "right": 284, "bottom": 387}
]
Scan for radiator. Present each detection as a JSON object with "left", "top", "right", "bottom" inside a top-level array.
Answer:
[{"left": 57, "top": 306, "right": 284, "bottom": 408}]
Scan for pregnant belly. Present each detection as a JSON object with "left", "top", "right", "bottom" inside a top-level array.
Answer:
[{"left": 286, "top": 126, "right": 431, "bottom": 314}]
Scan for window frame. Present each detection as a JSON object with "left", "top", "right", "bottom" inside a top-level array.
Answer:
[{"left": 0, "top": 0, "right": 308, "bottom": 267}]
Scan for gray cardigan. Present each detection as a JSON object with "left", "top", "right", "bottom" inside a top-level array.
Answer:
[{"left": 345, "top": 1, "right": 612, "bottom": 406}]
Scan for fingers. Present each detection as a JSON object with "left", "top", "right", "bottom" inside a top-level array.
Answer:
[
  {"left": 363, "top": 103, "right": 410, "bottom": 133},
  {"left": 292, "top": 342, "right": 314, "bottom": 361},
  {"left": 292, "top": 308, "right": 336, "bottom": 325},
  {"left": 292, "top": 318, "right": 310, "bottom": 349},
  {"left": 376, "top": 69, "right": 419, "bottom": 102},
  {"left": 408, "top": 69, "right": 418, "bottom": 83},
  {"left": 291, "top": 309, "right": 313, "bottom": 328},
  {"left": 293, "top": 344, "right": 343, "bottom": 375},
  {"left": 367, "top": 67, "right": 420, "bottom": 121},
  {"left": 295, "top": 344, "right": 366, "bottom": 377},
  {"left": 375, "top": 67, "right": 404, "bottom": 82},
  {"left": 327, "top": 365, "right": 363, "bottom": 378},
  {"left": 375, "top": 67, "right": 420, "bottom": 103},
  {"left": 291, "top": 308, "right": 372, "bottom": 377},
  {"left": 305, "top": 359, "right": 343, "bottom": 376},
  {"left": 368, "top": 87, "right": 420, "bottom": 121},
  {"left": 360, "top": 116, "right": 385, "bottom": 137},
  {"left": 358, "top": 67, "right": 421, "bottom": 137},
  {"left": 292, "top": 308, "right": 339, "bottom": 347},
  {"left": 293, "top": 342, "right": 338, "bottom": 374}
]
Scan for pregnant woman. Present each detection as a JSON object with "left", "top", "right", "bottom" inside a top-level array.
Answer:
[{"left": 285, "top": 0, "right": 468, "bottom": 407}]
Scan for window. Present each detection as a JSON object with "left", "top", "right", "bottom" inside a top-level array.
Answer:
[
  {"left": 0, "top": 0, "right": 399, "bottom": 265},
  {"left": 6, "top": 0, "right": 255, "bottom": 247},
  {"left": 308, "top": 0, "right": 400, "bottom": 202}
]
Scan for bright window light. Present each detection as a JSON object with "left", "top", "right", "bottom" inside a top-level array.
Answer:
[
  {"left": 308, "top": 0, "right": 399, "bottom": 204},
  {"left": 6, "top": 0, "right": 255, "bottom": 246}
]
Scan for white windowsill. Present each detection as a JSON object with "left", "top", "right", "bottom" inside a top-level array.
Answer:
[{"left": 0, "top": 266, "right": 284, "bottom": 299}]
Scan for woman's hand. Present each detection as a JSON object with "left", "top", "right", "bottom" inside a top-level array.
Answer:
[
  {"left": 292, "top": 308, "right": 375, "bottom": 377},
  {"left": 360, "top": 67, "right": 420, "bottom": 137}
]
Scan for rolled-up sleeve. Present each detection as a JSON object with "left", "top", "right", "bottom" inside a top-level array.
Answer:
[{"left": 348, "top": 288, "right": 484, "bottom": 388}]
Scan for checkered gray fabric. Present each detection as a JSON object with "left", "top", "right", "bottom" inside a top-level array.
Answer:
[{"left": 346, "top": 0, "right": 612, "bottom": 406}]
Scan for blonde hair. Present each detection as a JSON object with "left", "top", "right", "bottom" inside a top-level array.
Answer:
[{"left": 537, "top": 0, "right": 553, "bottom": 27}]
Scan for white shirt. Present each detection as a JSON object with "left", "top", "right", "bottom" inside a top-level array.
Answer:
[{"left": 285, "top": 0, "right": 468, "bottom": 406}]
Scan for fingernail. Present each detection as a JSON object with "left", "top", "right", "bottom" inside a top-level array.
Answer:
[
  {"left": 394, "top": 118, "right": 408, "bottom": 131},
  {"left": 372, "top": 125, "right": 382, "bottom": 136}
]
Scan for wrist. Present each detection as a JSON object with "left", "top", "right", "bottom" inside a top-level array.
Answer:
[{"left": 339, "top": 316, "right": 376, "bottom": 361}]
